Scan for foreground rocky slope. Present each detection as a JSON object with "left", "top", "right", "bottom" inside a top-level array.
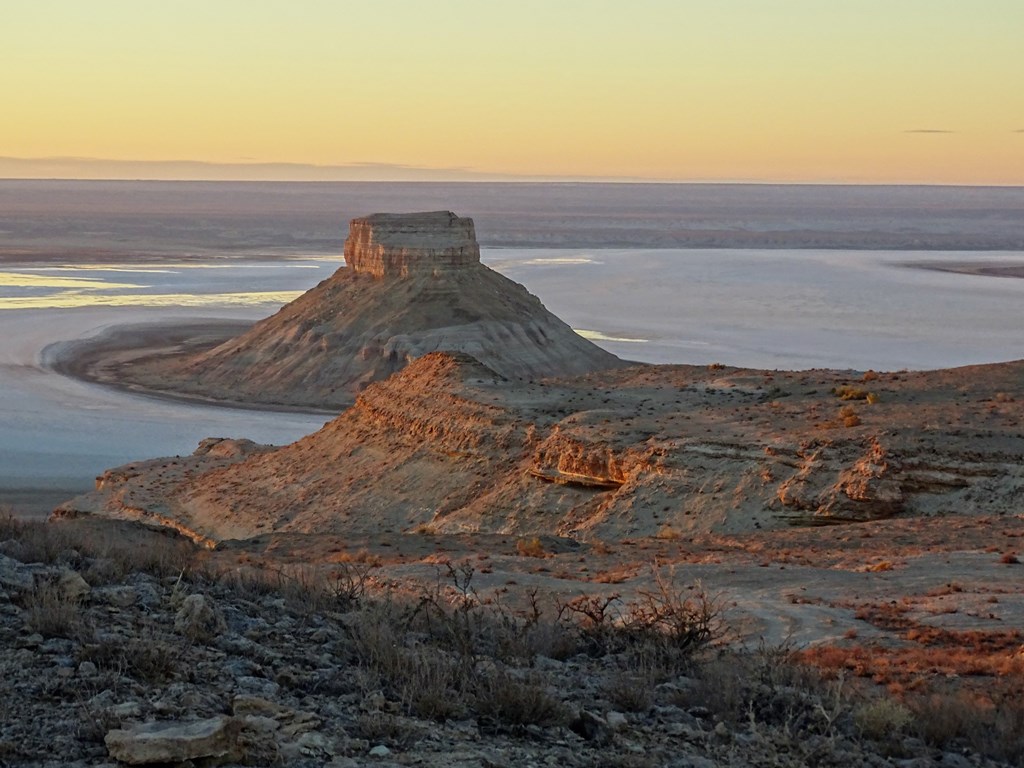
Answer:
[
  {"left": 3, "top": 517, "right": 1021, "bottom": 767},
  {"left": 61, "top": 352, "right": 1024, "bottom": 546},
  {"left": 120, "top": 211, "right": 621, "bottom": 409}
]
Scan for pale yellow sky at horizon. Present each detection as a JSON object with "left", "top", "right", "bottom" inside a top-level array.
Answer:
[{"left": 2, "top": 1, "right": 1022, "bottom": 184}]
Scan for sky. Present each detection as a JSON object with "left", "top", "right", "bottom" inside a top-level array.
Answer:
[{"left": 1, "top": 1, "right": 1022, "bottom": 184}]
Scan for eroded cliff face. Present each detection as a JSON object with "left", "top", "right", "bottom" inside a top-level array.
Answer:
[
  {"left": 116, "top": 211, "right": 622, "bottom": 409},
  {"left": 60, "top": 355, "right": 1024, "bottom": 545},
  {"left": 344, "top": 211, "right": 480, "bottom": 277}
]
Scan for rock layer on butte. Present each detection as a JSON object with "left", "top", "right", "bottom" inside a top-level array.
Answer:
[
  {"left": 61, "top": 355, "right": 1024, "bottom": 546},
  {"left": 124, "top": 211, "right": 622, "bottom": 409}
]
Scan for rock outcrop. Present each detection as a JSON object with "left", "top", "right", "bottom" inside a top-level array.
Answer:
[{"left": 121, "top": 211, "right": 623, "bottom": 409}]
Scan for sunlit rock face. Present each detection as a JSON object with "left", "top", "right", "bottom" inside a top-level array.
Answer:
[
  {"left": 123, "top": 211, "right": 624, "bottom": 409},
  {"left": 344, "top": 211, "right": 480, "bottom": 277}
]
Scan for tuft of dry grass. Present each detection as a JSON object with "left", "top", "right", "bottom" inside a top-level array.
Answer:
[{"left": 22, "top": 584, "right": 91, "bottom": 640}]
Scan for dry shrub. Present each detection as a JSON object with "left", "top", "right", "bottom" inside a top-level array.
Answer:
[
  {"left": 838, "top": 405, "right": 862, "bottom": 427},
  {"left": 559, "top": 570, "right": 721, "bottom": 663},
  {"left": 0, "top": 509, "right": 21, "bottom": 540},
  {"left": 331, "top": 547, "right": 382, "bottom": 566},
  {"left": 862, "top": 560, "right": 894, "bottom": 572},
  {"left": 516, "top": 537, "right": 547, "bottom": 558},
  {"left": 833, "top": 385, "right": 870, "bottom": 401},
  {"left": 655, "top": 525, "right": 682, "bottom": 541},
  {"left": 590, "top": 539, "right": 614, "bottom": 555},
  {"left": 862, "top": 370, "right": 880, "bottom": 382}
]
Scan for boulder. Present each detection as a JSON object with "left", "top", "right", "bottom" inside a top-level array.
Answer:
[
  {"left": 104, "top": 715, "right": 239, "bottom": 765},
  {"left": 174, "top": 593, "right": 225, "bottom": 640}
]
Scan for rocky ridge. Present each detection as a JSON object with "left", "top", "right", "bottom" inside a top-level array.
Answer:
[
  {"left": 60, "top": 354, "right": 1024, "bottom": 547},
  {"left": 117, "top": 211, "right": 622, "bottom": 409}
]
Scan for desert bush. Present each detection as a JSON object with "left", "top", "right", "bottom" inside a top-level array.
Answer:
[
  {"left": 604, "top": 670, "right": 656, "bottom": 713},
  {"left": 839, "top": 405, "right": 862, "bottom": 428},
  {"left": 75, "top": 698, "right": 125, "bottom": 745},
  {"left": 213, "top": 560, "right": 372, "bottom": 616},
  {"left": 907, "top": 691, "right": 980, "bottom": 748},
  {"left": 853, "top": 697, "right": 912, "bottom": 740},
  {"left": 78, "top": 634, "right": 180, "bottom": 685},
  {"left": 904, "top": 690, "right": 1024, "bottom": 760},
  {"left": 516, "top": 537, "right": 547, "bottom": 558},
  {"left": 655, "top": 525, "right": 682, "bottom": 541},
  {"left": 473, "top": 670, "right": 566, "bottom": 729},
  {"left": 2, "top": 521, "right": 76, "bottom": 565},
  {"left": 387, "top": 648, "right": 469, "bottom": 721},
  {"left": 833, "top": 386, "right": 870, "bottom": 401},
  {"left": 625, "top": 572, "right": 722, "bottom": 653},
  {"left": 558, "top": 570, "right": 721, "bottom": 665},
  {"left": 680, "top": 641, "right": 847, "bottom": 740}
]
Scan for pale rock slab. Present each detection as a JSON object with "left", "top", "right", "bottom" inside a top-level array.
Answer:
[{"left": 104, "top": 715, "right": 239, "bottom": 764}]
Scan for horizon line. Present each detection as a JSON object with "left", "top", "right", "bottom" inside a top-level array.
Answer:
[{"left": 1, "top": 155, "right": 1022, "bottom": 187}]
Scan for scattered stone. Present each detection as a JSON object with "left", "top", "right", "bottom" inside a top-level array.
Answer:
[
  {"left": 93, "top": 585, "right": 138, "bottom": 607},
  {"left": 605, "top": 711, "right": 628, "bottom": 730},
  {"left": 109, "top": 702, "right": 144, "bottom": 720},
  {"left": 0, "top": 553, "right": 34, "bottom": 591},
  {"left": 369, "top": 744, "right": 392, "bottom": 757},
  {"left": 568, "top": 710, "right": 611, "bottom": 745},
  {"left": 55, "top": 568, "right": 91, "bottom": 600}
]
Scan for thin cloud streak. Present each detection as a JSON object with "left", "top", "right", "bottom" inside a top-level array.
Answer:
[{"left": 903, "top": 129, "right": 955, "bottom": 134}]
